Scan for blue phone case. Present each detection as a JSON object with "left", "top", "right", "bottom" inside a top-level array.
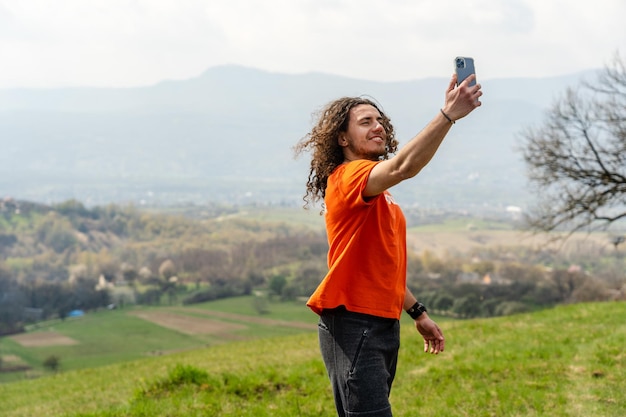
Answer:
[{"left": 454, "top": 57, "right": 476, "bottom": 86}]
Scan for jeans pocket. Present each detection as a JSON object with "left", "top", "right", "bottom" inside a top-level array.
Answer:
[
  {"left": 349, "top": 328, "right": 369, "bottom": 374},
  {"left": 318, "top": 320, "right": 329, "bottom": 332}
]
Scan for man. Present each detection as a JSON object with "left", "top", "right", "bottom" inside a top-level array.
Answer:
[{"left": 294, "top": 73, "right": 482, "bottom": 416}]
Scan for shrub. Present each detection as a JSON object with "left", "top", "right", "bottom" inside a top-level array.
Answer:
[{"left": 43, "top": 355, "right": 61, "bottom": 372}]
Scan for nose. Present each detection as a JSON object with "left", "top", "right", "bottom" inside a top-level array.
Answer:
[{"left": 373, "top": 121, "right": 384, "bottom": 132}]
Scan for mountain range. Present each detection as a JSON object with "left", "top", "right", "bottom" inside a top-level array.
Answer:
[{"left": 0, "top": 65, "right": 595, "bottom": 212}]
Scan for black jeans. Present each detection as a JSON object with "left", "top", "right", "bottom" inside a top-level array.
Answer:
[{"left": 318, "top": 307, "right": 400, "bottom": 417}]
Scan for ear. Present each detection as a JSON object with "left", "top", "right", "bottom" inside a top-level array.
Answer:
[{"left": 338, "top": 133, "right": 349, "bottom": 148}]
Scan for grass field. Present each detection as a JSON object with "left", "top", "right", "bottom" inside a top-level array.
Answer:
[
  {"left": 0, "top": 300, "right": 624, "bottom": 416},
  {"left": 0, "top": 296, "right": 319, "bottom": 382}
]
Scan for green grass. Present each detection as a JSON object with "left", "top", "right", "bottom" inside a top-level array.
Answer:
[
  {"left": 185, "top": 295, "right": 319, "bottom": 323},
  {"left": 0, "top": 297, "right": 318, "bottom": 381},
  {"left": 2, "top": 311, "right": 213, "bottom": 372},
  {"left": 1, "top": 301, "right": 625, "bottom": 416}
]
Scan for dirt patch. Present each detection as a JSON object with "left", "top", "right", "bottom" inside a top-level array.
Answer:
[
  {"left": 10, "top": 332, "right": 79, "bottom": 347},
  {"left": 2, "top": 354, "right": 22, "bottom": 362},
  {"left": 0, "top": 354, "right": 32, "bottom": 373},
  {"left": 129, "top": 311, "right": 247, "bottom": 335},
  {"left": 178, "top": 308, "right": 317, "bottom": 331}
]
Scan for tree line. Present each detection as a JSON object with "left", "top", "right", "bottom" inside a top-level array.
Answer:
[
  {"left": 1, "top": 197, "right": 625, "bottom": 336},
  {"left": 0, "top": 199, "right": 328, "bottom": 334}
]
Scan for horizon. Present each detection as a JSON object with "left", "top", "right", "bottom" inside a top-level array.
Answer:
[{"left": 0, "top": 63, "right": 603, "bottom": 92}]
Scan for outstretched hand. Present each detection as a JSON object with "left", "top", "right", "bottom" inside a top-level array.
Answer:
[
  {"left": 442, "top": 73, "right": 482, "bottom": 122},
  {"left": 414, "top": 314, "right": 445, "bottom": 354}
]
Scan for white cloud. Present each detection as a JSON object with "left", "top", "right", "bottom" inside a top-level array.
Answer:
[{"left": 0, "top": 0, "right": 624, "bottom": 88}]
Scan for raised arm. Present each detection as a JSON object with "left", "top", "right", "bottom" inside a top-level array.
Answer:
[{"left": 363, "top": 74, "right": 482, "bottom": 197}]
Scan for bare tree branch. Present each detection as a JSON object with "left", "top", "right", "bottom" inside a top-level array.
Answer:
[{"left": 520, "top": 51, "right": 626, "bottom": 237}]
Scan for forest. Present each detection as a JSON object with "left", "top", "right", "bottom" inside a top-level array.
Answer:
[{"left": 1, "top": 197, "right": 624, "bottom": 336}]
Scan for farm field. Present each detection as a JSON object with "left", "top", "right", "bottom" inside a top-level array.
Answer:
[
  {"left": 406, "top": 220, "right": 617, "bottom": 256},
  {"left": 0, "top": 296, "right": 319, "bottom": 383},
  {"left": 0, "top": 301, "right": 624, "bottom": 416}
]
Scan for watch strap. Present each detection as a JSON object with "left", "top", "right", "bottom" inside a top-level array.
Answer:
[{"left": 407, "top": 302, "right": 427, "bottom": 320}]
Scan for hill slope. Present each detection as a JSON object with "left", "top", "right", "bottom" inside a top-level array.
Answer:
[{"left": 0, "top": 301, "right": 623, "bottom": 417}]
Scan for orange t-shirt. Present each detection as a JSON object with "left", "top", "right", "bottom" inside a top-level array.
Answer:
[{"left": 307, "top": 160, "right": 407, "bottom": 320}]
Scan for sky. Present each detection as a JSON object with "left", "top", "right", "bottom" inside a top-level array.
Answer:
[{"left": 0, "top": 0, "right": 624, "bottom": 89}]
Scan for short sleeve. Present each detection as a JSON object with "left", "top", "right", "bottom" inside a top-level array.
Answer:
[{"left": 334, "top": 160, "right": 379, "bottom": 208}]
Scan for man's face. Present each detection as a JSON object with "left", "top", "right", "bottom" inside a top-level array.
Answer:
[{"left": 339, "top": 104, "right": 387, "bottom": 161}]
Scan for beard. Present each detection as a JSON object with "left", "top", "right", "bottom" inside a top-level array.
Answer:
[{"left": 346, "top": 141, "right": 386, "bottom": 161}]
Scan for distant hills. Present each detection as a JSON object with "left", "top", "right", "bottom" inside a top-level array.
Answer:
[{"left": 0, "top": 65, "right": 595, "bottom": 211}]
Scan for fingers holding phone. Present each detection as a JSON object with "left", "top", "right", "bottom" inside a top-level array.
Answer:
[
  {"left": 444, "top": 57, "right": 482, "bottom": 120},
  {"left": 455, "top": 56, "right": 482, "bottom": 104}
]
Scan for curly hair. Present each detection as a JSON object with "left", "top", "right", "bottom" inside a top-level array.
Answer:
[{"left": 294, "top": 96, "right": 398, "bottom": 209}]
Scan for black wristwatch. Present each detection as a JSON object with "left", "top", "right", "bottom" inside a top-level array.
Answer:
[{"left": 407, "top": 302, "right": 427, "bottom": 320}]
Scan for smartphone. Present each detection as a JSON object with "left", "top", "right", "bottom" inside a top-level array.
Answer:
[{"left": 454, "top": 56, "right": 476, "bottom": 86}]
